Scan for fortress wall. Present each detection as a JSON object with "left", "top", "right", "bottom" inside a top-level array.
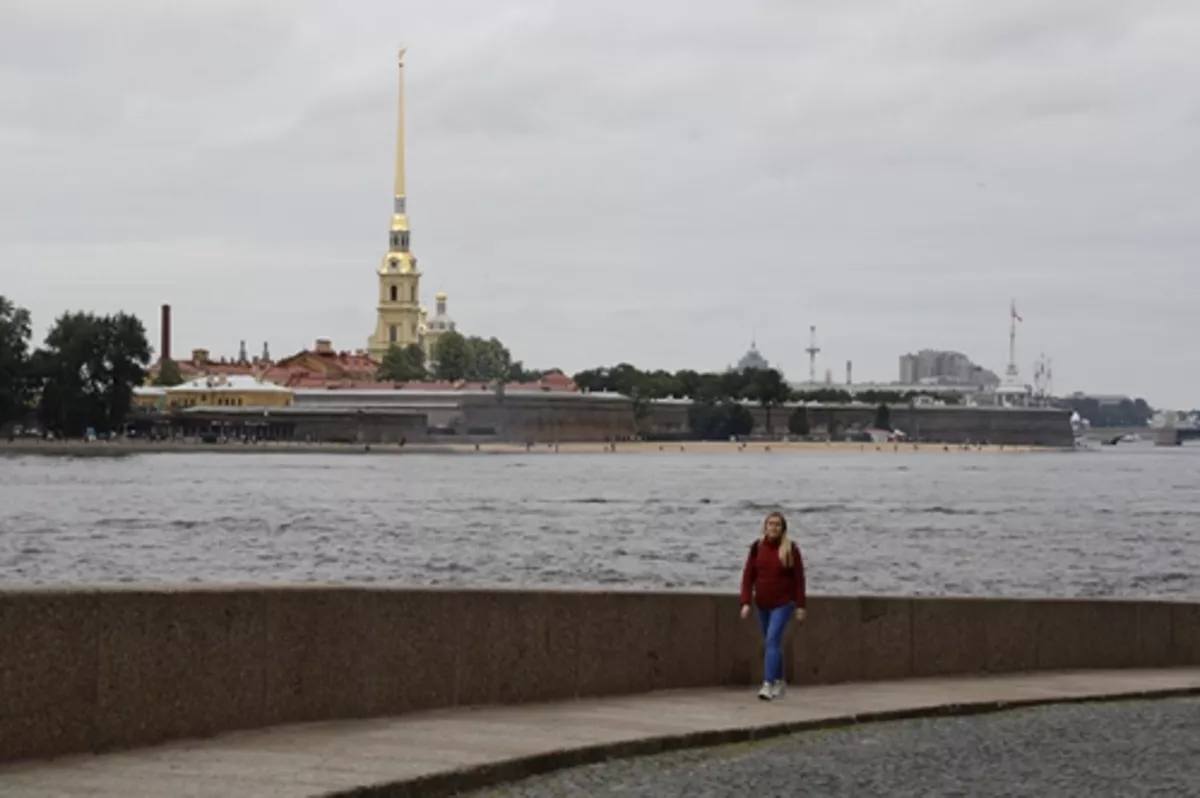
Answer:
[
  {"left": 644, "top": 403, "right": 1074, "bottom": 446},
  {"left": 459, "top": 395, "right": 637, "bottom": 442},
  {"left": 282, "top": 392, "right": 1073, "bottom": 446},
  {"left": 887, "top": 407, "right": 1074, "bottom": 446}
]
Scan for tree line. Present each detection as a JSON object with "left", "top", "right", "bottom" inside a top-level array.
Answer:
[
  {"left": 1054, "top": 395, "right": 1154, "bottom": 428},
  {"left": 571, "top": 362, "right": 963, "bottom": 406},
  {"left": 376, "top": 332, "right": 541, "bottom": 383},
  {"left": 570, "top": 363, "right": 958, "bottom": 440},
  {"left": 0, "top": 295, "right": 151, "bottom": 437}
]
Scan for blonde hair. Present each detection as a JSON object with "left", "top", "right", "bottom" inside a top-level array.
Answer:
[{"left": 762, "top": 511, "right": 794, "bottom": 568}]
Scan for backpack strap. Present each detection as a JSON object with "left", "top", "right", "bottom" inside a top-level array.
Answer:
[{"left": 752, "top": 539, "right": 801, "bottom": 568}]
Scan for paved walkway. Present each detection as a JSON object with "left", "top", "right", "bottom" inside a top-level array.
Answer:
[{"left": 3, "top": 669, "right": 1199, "bottom": 798}]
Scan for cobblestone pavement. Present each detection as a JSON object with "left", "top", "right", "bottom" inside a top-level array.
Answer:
[{"left": 468, "top": 697, "right": 1200, "bottom": 798}]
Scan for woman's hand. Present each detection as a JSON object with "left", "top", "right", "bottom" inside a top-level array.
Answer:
[
  {"left": 795, "top": 608, "right": 807, "bottom": 624},
  {"left": 740, "top": 604, "right": 751, "bottom": 620}
]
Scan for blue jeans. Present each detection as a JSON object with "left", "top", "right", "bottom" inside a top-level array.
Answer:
[{"left": 757, "top": 602, "right": 794, "bottom": 683}]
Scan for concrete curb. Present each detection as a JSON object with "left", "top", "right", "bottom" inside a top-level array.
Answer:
[{"left": 323, "top": 686, "right": 1200, "bottom": 798}]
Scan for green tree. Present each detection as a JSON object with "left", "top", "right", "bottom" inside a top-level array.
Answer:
[
  {"left": 795, "top": 387, "right": 853, "bottom": 404},
  {"left": 673, "top": 369, "right": 702, "bottom": 399},
  {"left": 432, "top": 331, "right": 471, "bottom": 381},
  {"left": 693, "top": 373, "right": 725, "bottom": 402},
  {"left": 0, "top": 295, "right": 33, "bottom": 429},
  {"left": 744, "top": 368, "right": 790, "bottom": 433},
  {"left": 464, "top": 336, "right": 512, "bottom": 382},
  {"left": 723, "top": 401, "right": 755, "bottom": 439},
  {"left": 506, "top": 361, "right": 543, "bottom": 383},
  {"left": 607, "top": 362, "right": 643, "bottom": 396},
  {"left": 152, "top": 358, "right": 184, "bottom": 387},
  {"left": 873, "top": 403, "right": 891, "bottom": 431},
  {"left": 572, "top": 367, "right": 610, "bottom": 393},
  {"left": 687, "top": 400, "right": 755, "bottom": 440},
  {"left": 1129, "top": 398, "right": 1153, "bottom": 426},
  {"left": 631, "top": 393, "right": 654, "bottom": 424},
  {"left": 638, "top": 369, "right": 681, "bottom": 399},
  {"left": 377, "top": 343, "right": 427, "bottom": 382},
  {"left": 32, "top": 311, "right": 150, "bottom": 437},
  {"left": 574, "top": 365, "right": 710, "bottom": 400},
  {"left": 719, "top": 368, "right": 753, "bottom": 400},
  {"left": 1057, "top": 395, "right": 1154, "bottom": 427},
  {"left": 105, "top": 313, "right": 151, "bottom": 429},
  {"left": 788, "top": 405, "right": 810, "bottom": 436}
]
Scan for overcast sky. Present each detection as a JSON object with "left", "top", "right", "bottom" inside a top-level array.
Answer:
[{"left": 1, "top": 1, "right": 1197, "bottom": 406}]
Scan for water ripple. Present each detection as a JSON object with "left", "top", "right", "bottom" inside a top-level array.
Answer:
[{"left": 1, "top": 447, "right": 1199, "bottom": 600}]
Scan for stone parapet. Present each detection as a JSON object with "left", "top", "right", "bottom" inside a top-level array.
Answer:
[{"left": 2, "top": 587, "right": 1197, "bottom": 764}]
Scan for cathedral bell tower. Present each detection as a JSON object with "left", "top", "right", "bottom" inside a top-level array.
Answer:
[{"left": 368, "top": 47, "right": 423, "bottom": 360}]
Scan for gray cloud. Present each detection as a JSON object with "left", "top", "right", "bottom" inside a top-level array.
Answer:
[{"left": 1, "top": 0, "right": 1197, "bottom": 405}]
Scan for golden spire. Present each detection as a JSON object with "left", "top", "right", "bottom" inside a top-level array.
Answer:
[
  {"left": 380, "top": 46, "right": 416, "bottom": 274},
  {"left": 369, "top": 47, "right": 423, "bottom": 361},
  {"left": 393, "top": 47, "right": 407, "bottom": 207}
]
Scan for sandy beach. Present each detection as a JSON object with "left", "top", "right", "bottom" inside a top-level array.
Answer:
[{"left": 0, "top": 438, "right": 1061, "bottom": 458}]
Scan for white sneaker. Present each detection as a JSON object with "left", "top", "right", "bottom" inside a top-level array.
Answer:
[
  {"left": 757, "top": 682, "right": 773, "bottom": 701},
  {"left": 770, "top": 680, "right": 786, "bottom": 698}
]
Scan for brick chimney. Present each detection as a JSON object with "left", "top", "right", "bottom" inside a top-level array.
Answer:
[{"left": 160, "top": 304, "right": 172, "bottom": 363}]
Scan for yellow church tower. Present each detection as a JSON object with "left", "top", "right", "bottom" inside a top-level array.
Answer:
[{"left": 368, "top": 48, "right": 423, "bottom": 360}]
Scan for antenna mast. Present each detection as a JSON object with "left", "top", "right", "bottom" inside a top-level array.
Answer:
[
  {"left": 805, "top": 325, "right": 820, "bottom": 384},
  {"left": 1005, "top": 300, "right": 1021, "bottom": 381}
]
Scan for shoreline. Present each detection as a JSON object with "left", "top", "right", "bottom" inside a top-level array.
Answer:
[{"left": 0, "top": 439, "right": 1067, "bottom": 458}]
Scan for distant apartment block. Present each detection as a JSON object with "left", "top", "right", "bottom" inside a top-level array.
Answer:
[{"left": 898, "top": 350, "right": 999, "bottom": 388}]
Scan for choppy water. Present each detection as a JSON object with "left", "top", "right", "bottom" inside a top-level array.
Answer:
[{"left": 1, "top": 446, "right": 1198, "bottom": 599}]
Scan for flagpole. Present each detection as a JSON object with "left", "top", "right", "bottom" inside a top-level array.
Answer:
[{"left": 1007, "top": 299, "right": 1019, "bottom": 380}]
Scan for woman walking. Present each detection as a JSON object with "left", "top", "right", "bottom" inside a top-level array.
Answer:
[{"left": 740, "top": 510, "right": 807, "bottom": 700}]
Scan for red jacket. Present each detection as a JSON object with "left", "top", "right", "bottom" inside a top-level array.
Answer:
[{"left": 740, "top": 537, "right": 806, "bottom": 610}]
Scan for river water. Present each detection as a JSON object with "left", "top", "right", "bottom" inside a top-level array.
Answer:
[{"left": 1, "top": 446, "right": 1197, "bottom": 600}]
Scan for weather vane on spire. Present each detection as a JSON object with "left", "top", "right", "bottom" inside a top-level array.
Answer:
[{"left": 398, "top": 46, "right": 407, "bottom": 65}]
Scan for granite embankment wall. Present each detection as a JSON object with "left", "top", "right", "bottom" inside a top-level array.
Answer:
[{"left": 3, "top": 588, "right": 1198, "bottom": 764}]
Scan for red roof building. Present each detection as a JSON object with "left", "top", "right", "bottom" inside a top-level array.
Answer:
[{"left": 149, "top": 340, "right": 579, "bottom": 394}]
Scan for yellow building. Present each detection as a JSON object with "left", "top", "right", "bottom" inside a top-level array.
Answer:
[
  {"left": 368, "top": 48, "right": 427, "bottom": 360},
  {"left": 132, "top": 387, "right": 165, "bottom": 411},
  {"left": 133, "top": 375, "right": 294, "bottom": 411}
]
